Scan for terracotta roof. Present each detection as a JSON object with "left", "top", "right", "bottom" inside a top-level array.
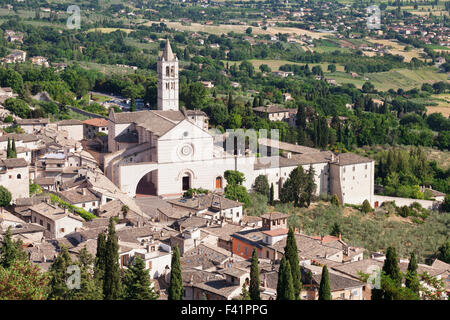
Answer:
[{"left": 83, "top": 118, "right": 108, "bottom": 127}]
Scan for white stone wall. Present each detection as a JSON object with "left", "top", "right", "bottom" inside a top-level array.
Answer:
[
  {"left": 74, "top": 200, "right": 99, "bottom": 213},
  {"left": 0, "top": 165, "right": 29, "bottom": 202},
  {"left": 58, "top": 125, "right": 83, "bottom": 141}
]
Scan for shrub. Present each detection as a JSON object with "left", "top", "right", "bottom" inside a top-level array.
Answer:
[
  {"left": 362, "top": 200, "right": 372, "bottom": 213},
  {"left": 331, "top": 194, "right": 340, "bottom": 206},
  {"left": 247, "top": 192, "right": 268, "bottom": 217},
  {"left": 48, "top": 194, "right": 96, "bottom": 221},
  {"left": 0, "top": 186, "right": 12, "bottom": 207}
]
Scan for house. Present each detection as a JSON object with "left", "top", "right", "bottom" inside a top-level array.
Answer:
[
  {"left": 58, "top": 187, "right": 100, "bottom": 213},
  {"left": 133, "top": 240, "right": 172, "bottom": 279},
  {"left": 16, "top": 118, "right": 49, "bottom": 134},
  {"left": 200, "top": 81, "right": 214, "bottom": 88},
  {"left": 253, "top": 105, "right": 291, "bottom": 123},
  {"left": 30, "top": 56, "right": 49, "bottom": 67},
  {"left": 231, "top": 212, "right": 289, "bottom": 260},
  {"left": 168, "top": 194, "right": 243, "bottom": 224},
  {"left": 301, "top": 266, "right": 365, "bottom": 300},
  {"left": 83, "top": 118, "right": 108, "bottom": 139},
  {"left": 272, "top": 71, "right": 294, "bottom": 78},
  {"left": 56, "top": 120, "right": 84, "bottom": 141},
  {"left": 4, "top": 30, "right": 24, "bottom": 43},
  {"left": 2, "top": 50, "right": 26, "bottom": 64},
  {"left": 29, "top": 201, "right": 84, "bottom": 239},
  {"left": 0, "top": 158, "right": 29, "bottom": 202},
  {"left": 190, "top": 267, "right": 250, "bottom": 300}
]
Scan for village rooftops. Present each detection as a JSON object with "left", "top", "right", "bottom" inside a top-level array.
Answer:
[
  {"left": 83, "top": 118, "right": 108, "bottom": 127},
  {"left": 169, "top": 194, "right": 243, "bottom": 211},
  {"left": 258, "top": 138, "right": 320, "bottom": 155},
  {"left": 254, "top": 151, "right": 334, "bottom": 170},
  {"left": 0, "top": 157, "right": 28, "bottom": 168},
  {"left": 310, "top": 272, "right": 364, "bottom": 291}
]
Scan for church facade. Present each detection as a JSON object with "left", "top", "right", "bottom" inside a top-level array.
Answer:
[{"left": 104, "top": 40, "right": 375, "bottom": 206}]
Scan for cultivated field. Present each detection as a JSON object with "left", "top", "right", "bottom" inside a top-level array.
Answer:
[
  {"left": 143, "top": 20, "right": 331, "bottom": 39},
  {"left": 367, "top": 39, "right": 426, "bottom": 62},
  {"left": 426, "top": 93, "right": 450, "bottom": 118}
]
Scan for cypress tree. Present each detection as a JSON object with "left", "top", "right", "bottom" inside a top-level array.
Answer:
[
  {"left": 276, "top": 256, "right": 295, "bottom": 300},
  {"left": 405, "top": 252, "right": 420, "bottom": 295},
  {"left": 48, "top": 246, "right": 73, "bottom": 300},
  {"left": 94, "top": 231, "right": 107, "bottom": 288},
  {"left": 269, "top": 183, "right": 274, "bottom": 206},
  {"left": 123, "top": 256, "right": 159, "bottom": 300},
  {"left": 168, "top": 245, "right": 183, "bottom": 300},
  {"left": 11, "top": 139, "right": 16, "bottom": 158},
  {"left": 240, "top": 282, "right": 251, "bottom": 300},
  {"left": 318, "top": 266, "right": 332, "bottom": 300},
  {"left": 6, "top": 138, "right": 10, "bottom": 158},
  {"left": 249, "top": 249, "right": 260, "bottom": 300},
  {"left": 284, "top": 227, "right": 302, "bottom": 299},
  {"left": 103, "top": 218, "right": 122, "bottom": 300},
  {"left": 70, "top": 248, "right": 103, "bottom": 300},
  {"left": 383, "top": 247, "right": 402, "bottom": 286}
]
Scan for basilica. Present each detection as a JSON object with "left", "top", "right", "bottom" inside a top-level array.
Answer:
[{"left": 104, "top": 40, "right": 375, "bottom": 207}]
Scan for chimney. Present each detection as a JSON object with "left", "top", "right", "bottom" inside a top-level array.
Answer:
[{"left": 82, "top": 188, "right": 86, "bottom": 196}]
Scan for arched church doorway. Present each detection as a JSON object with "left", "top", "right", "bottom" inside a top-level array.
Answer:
[
  {"left": 136, "top": 170, "right": 158, "bottom": 197},
  {"left": 182, "top": 173, "right": 191, "bottom": 191}
]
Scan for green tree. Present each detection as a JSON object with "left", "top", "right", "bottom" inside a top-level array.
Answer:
[
  {"left": 280, "top": 165, "right": 309, "bottom": 207},
  {"left": 94, "top": 231, "right": 107, "bottom": 289},
  {"left": 436, "top": 241, "right": 450, "bottom": 263},
  {"left": 48, "top": 246, "right": 73, "bottom": 300},
  {"left": 103, "top": 218, "right": 122, "bottom": 300},
  {"left": 0, "top": 259, "right": 49, "bottom": 299},
  {"left": 330, "top": 222, "right": 342, "bottom": 237},
  {"left": 168, "top": 245, "right": 183, "bottom": 300},
  {"left": 383, "top": 247, "right": 402, "bottom": 287},
  {"left": 276, "top": 256, "right": 295, "bottom": 300},
  {"left": 284, "top": 228, "right": 301, "bottom": 299},
  {"left": 0, "top": 186, "right": 12, "bottom": 208},
  {"left": 70, "top": 248, "right": 103, "bottom": 300},
  {"left": 0, "top": 227, "right": 27, "bottom": 269},
  {"left": 405, "top": 252, "right": 420, "bottom": 295},
  {"left": 123, "top": 256, "right": 159, "bottom": 300},
  {"left": 254, "top": 175, "right": 269, "bottom": 197},
  {"left": 249, "top": 249, "right": 261, "bottom": 300},
  {"left": 318, "top": 266, "right": 332, "bottom": 300}
]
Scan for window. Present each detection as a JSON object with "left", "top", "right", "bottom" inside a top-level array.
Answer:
[
  {"left": 236, "top": 211, "right": 239, "bottom": 217},
  {"left": 9, "top": 175, "right": 12, "bottom": 179},
  {"left": 166, "top": 66, "right": 170, "bottom": 76},
  {"left": 82, "top": 203, "right": 86, "bottom": 208},
  {"left": 244, "top": 247, "right": 248, "bottom": 255},
  {"left": 237, "top": 244, "right": 240, "bottom": 252},
  {"left": 340, "top": 293, "right": 345, "bottom": 298},
  {"left": 47, "top": 223, "right": 51, "bottom": 231},
  {"left": 352, "top": 166, "right": 355, "bottom": 171},
  {"left": 365, "top": 164, "right": 368, "bottom": 170},
  {"left": 148, "top": 261, "right": 152, "bottom": 270},
  {"left": 17, "top": 174, "right": 21, "bottom": 179},
  {"left": 92, "top": 202, "right": 96, "bottom": 206},
  {"left": 60, "top": 228, "right": 65, "bottom": 233},
  {"left": 352, "top": 289, "right": 359, "bottom": 296},
  {"left": 39, "top": 219, "right": 43, "bottom": 226}
]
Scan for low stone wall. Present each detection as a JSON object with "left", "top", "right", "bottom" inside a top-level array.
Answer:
[
  {"left": 67, "top": 106, "right": 107, "bottom": 119},
  {"left": 373, "top": 195, "right": 439, "bottom": 210}
]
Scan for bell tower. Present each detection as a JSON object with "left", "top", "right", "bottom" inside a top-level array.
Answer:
[{"left": 157, "top": 39, "right": 179, "bottom": 111}]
